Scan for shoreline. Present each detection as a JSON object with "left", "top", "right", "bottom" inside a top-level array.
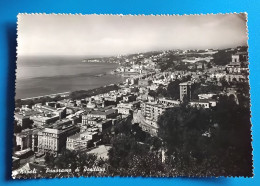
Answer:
[
  {"left": 20, "top": 92, "right": 71, "bottom": 101},
  {"left": 17, "top": 73, "right": 124, "bottom": 101},
  {"left": 15, "top": 83, "right": 121, "bottom": 108},
  {"left": 17, "top": 83, "right": 122, "bottom": 103},
  {"left": 16, "top": 61, "right": 123, "bottom": 101}
]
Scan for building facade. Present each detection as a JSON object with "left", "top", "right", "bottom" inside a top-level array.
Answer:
[
  {"left": 66, "top": 131, "right": 99, "bottom": 151},
  {"left": 38, "top": 123, "right": 80, "bottom": 155},
  {"left": 15, "top": 129, "right": 33, "bottom": 150},
  {"left": 179, "top": 81, "right": 192, "bottom": 102}
]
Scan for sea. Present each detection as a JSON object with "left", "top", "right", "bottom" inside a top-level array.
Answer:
[{"left": 16, "top": 56, "right": 125, "bottom": 99}]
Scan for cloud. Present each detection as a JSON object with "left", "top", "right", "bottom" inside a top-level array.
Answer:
[{"left": 17, "top": 14, "right": 248, "bottom": 57}]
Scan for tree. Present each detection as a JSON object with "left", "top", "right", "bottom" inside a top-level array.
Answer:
[
  {"left": 166, "top": 80, "right": 181, "bottom": 100},
  {"left": 148, "top": 90, "right": 158, "bottom": 98},
  {"left": 108, "top": 134, "right": 149, "bottom": 171},
  {"left": 127, "top": 152, "right": 172, "bottom": 176},
  {"left": 108, "top": 116, "right": 163, "bottom": 175},
  {"left": 210, "top": 95, "right": 252, "bottom": 176},
  {"left": 212, "top": 50, "right": 234, "bottom": 66},
  {"left": 113, "top": 116, "right": 133, "bottom": 135},
  {"left": 220, "top": 77, "right": 229, "bottom": 89},
  {"left": 157, "top": 95, "right": 252, "bottom": 176},
  {"left": 45, "top": 149, "right": 102, "bottom": 174},
  {"left": 157, "top": 85, "right": 167, "bottom": 97},
  {"left": 158, "top": 105, "right": 211, "bottom": 155},
  {"left": 15, "top": 99, "right": 22, "bottom": 108}
]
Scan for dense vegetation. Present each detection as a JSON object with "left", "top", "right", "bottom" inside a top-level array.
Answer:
[
  {"left": 97, "top": 92, "right": 251, "bottom": 176},
  {"left": 107, "top": 116, "right": 167, "bottom": 176},
  {"left": 69, "top": 84, "right": 119, "bottom": 100},
  {"left": 157, "top": 95, "right": 252, "bottom": 176},
  {"left": 44, "top": 149, "right": 106, "bottom": 177},
  {"left": 212, "top": 50, "right": 234, "bottom": 66}
]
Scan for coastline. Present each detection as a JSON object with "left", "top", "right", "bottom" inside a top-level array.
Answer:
[
  {"left": 16, "top": 61, "right": 123, "bottom": 100},
  {"left": 16, "top": 83, "right": 120, "bottom": 107},
  {"left": 16, "top": 73, "right": 124, "bottom": 101},
  {"left": 20, "top": 92, "right": 71, "bottom": 101}
]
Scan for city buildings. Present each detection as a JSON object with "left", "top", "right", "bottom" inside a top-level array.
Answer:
[
  {"left": 15, "top": 129, "right": 33, "bottom": 150},
  {"left": 13, "top": 46, "right": 249, "bottom": 173},
  {"left": 141, "top": 102, "right": 169, "bottom": 123},
  {"left": 224, "top": 52, "right": 249, "bottom": 82},
  {"left": 158, "top": 98, "right": 180, "bottom": 107},
  {"left": 189, "top": 100, "right": 211, "bottom": 108},
  {"left": 14, "top": 113, "right": 33, "bottom": 129},
  {"left": 116, "top": 101, "right": 139, "bottom": 116},
  {"left": 179, "top": 81, "right": 192, "bottom": 102},
  {"left": 38, "top": 121, "right": 80, "bottom": 155},
  {"left": 66, "top": 131, "right": 99, "bottom": 151},
  {"left": 139, "top": 100, "right": 174, "bottom": 135},
  {"left": 87, "top": 109, "right": 117, "bottom": 119}
]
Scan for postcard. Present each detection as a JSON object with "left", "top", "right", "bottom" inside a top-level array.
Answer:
[{"left": 12, "top": 13, "right": 252, "bottom": 178}]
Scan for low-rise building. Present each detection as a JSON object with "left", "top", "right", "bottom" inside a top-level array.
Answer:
[
  {"left": 82, "top": 116, "right": 103, "bottom": 125},
  {"left": 30, "top": 114, "right": 59, "bottom": 126},
  {"left": 231, "top": 52, "right": 248, "bottom": 63},
  {"left": 116, "top": 102, "right": 135, "bottom": 115},
  {"left": 225, "top": 74, "right": 247, "bottom": 82},
  {"left": 87, "top": 109, "right": 117, "bottom": 119},
  {"left": 81, "top": 117, "right": 112, "bottom": 132},
  {"left": 15, "top": 129, "right": 33, "bottom": 150},
  {"left": 97, "top": 119, "right": 113, "bottom": 133},
  {"left": 226, "top": 62, "right": 248, "bottom": 74},
  {"left": 190, "top": 100, "right": 210, "bottom": 108},
  {"left": 14, "top": 113, "right": 32, "bottom": 129},
  {"left": 66, "top": 131, "right": 99, "bottom": 151},
  {"left": 158, "top": 98, "right": 180, "bottom": 107},
  {"left": 38, "top": 122, "right": 79, "bottom": 155},
  {"left": 198, "top": 93, "right": 217, "bottom": 100},
  {"left": 189, "top": 99, "right": 217, "bottom": 108}
]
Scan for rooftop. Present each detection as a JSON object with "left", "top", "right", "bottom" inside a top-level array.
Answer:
[
  {"left": 179, "top": 81, "right": 192, "bottom": 86},
  {"left": 68, "top": 131, "right": 98, "bottom": 140},
  {"left": 42, "top": 120, "right": 76, "bottom": 134},
  {"left": 235, "top": 51, "right": 248, "bottom": 55},
  {"left": 190, "top": 100, "right": 211, "bottom": 103},
  {"left": 227, "top": 62, "right": 241, "bottom": 66},
  {"left": 89, "top": 109, "right": 116, "bottom": 116},
  {"left": 15, "top": 129, "right": 34, "bottom": 137}
]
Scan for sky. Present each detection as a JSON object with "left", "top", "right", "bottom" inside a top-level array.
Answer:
[{"left": 17, "top": 13, "right": 248, "bottom": 57}]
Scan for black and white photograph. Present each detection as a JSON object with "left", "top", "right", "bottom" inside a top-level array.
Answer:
[{"left": 12, "top": 13, "right": 252, "bottom": 178}]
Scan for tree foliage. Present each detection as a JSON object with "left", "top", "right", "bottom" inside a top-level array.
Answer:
[
  {"left": 166, "top": 80, "right": 181, "bottom": 100},
  {"left": 44, "top": 148, "right": 107, "bottom": 177},
  {"left": 70, "top": 84, "right": 119, "bottom": 100},
  {"left": 212, "top": 50, "right": 234, "bottom": 66},
  {"left": 157, "top": 95, "right": 252, "bottom": 176},
  {"left": 107, "top": 115, "right": 164, "bottom": 175}
]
